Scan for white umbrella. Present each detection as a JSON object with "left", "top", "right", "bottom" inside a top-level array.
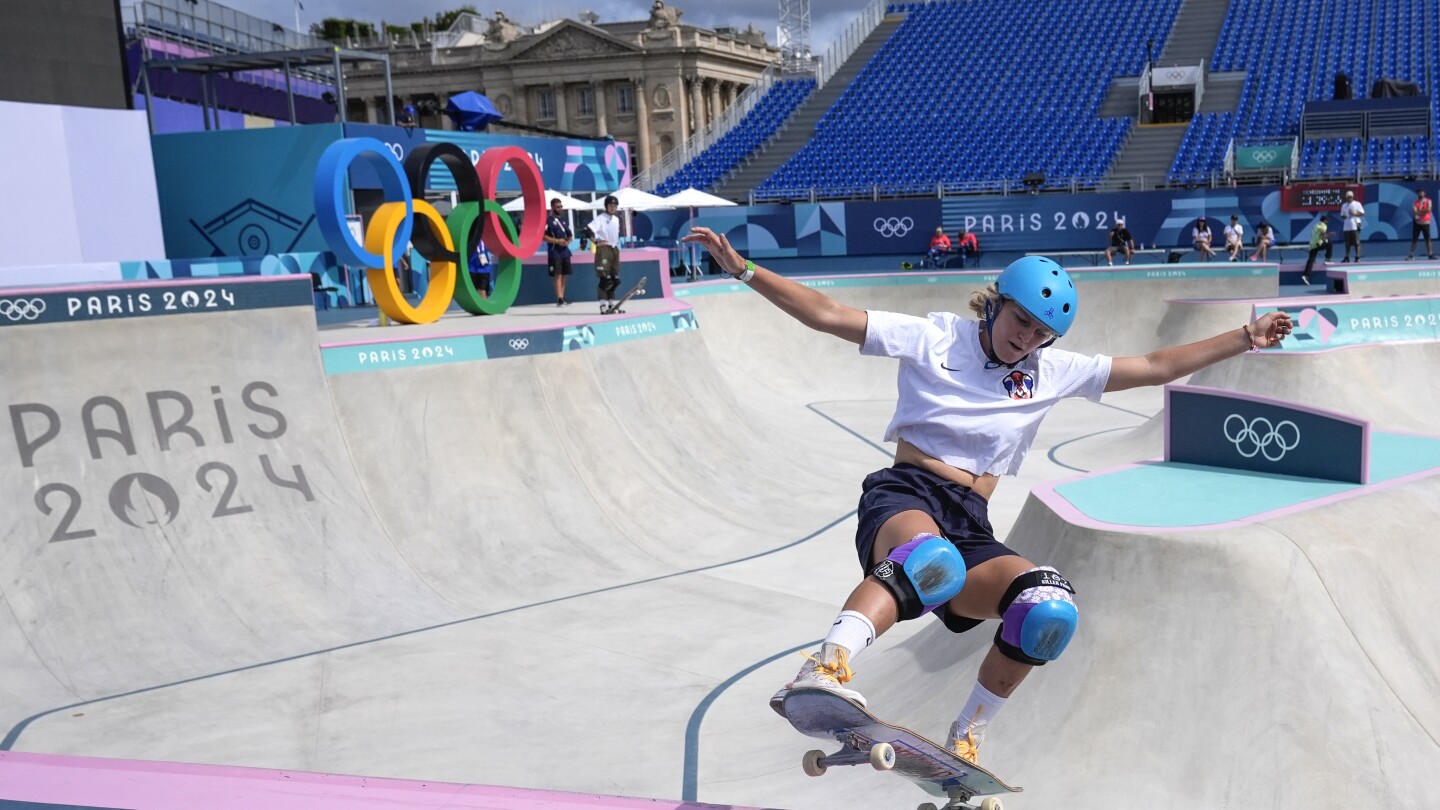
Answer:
[
  {"left": 586, "top": 186, "right": 671, "bottom": 211},
  {"left": 501, "top": 190, "right": 589, "bottom": 212},
  {"left": 662, "top": 187, "right": 738, "bottom": 208},
  {"left": 664, "top": 188, "right": 737, "bottom": 279}
]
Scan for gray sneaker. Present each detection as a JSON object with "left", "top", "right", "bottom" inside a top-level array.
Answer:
[{"left": 768, "top": 642, "right": 867, "bottom": 717}]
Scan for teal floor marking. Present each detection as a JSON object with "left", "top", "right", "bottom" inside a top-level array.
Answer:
[{"left": 1053, "top": 431, "right": 1440, "bottom": 527}]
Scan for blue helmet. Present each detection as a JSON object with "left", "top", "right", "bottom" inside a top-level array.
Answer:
[{"left": 995, "top": 256, "right": 1077, "bottom": 336}]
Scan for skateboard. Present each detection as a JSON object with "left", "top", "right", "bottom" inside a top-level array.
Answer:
[
  {"left": 600, "top": 276, "right": 646, "bottom": 315},
  {"left": 783, "top": 689, "right": 1021, "bottom": 810}
]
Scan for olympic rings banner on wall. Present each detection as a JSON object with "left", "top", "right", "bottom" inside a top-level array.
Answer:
[
  {"left": 1164, "top": 384, "right": 1368, "bottom": 484},
  {"left": 313, "top": 137, "right": 548, "bottom": 324}
]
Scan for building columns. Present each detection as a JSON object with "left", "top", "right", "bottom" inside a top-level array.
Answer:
[
  {"left": 634, "top": 79, "right": 651, "bottom": 171},
  {"left": 708, "top": 79, "right": 722, "bottom": 124},
  {"left": 689, "top": 75, "right": 705, "bottom": 136},
  {"left": 551, "top": 82, "right": 568, "bottom": 131},
  {"left": 593, "top": 81, "right": 608, "bottom": 137}
]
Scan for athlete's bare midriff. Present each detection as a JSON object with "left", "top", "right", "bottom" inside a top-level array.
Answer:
[{"left": 893, "top": 439, "right": 1000, "bottom": 501}]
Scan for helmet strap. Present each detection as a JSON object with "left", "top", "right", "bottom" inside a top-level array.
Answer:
[{"left": 981, "top": 298, "right": 1019, "bottom": 370}]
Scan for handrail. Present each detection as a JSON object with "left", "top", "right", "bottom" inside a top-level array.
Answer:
[
  {"left": 815, "top": 0, "right": 891, "bottom": 86},
  {"left": 633, "top": 63, "right": 780, "bottom": 191}
]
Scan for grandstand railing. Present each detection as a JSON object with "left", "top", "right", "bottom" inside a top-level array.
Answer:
[
  {"left": 123, "top": 0, "right": 324, "bottom": 54},
  {"left": 815, "top": 0, "right": 891, "bottom": 87},
  {"left": 633, "top": 63, "right": 780, "bottom": 192}
]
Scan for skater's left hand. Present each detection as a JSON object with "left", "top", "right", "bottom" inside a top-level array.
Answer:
[
  {"left": 1249, "top": 311, "right": 1293, "bottom": 349},
  {"left": 682, "top": 226, "right": 744, "bottom": 276}
]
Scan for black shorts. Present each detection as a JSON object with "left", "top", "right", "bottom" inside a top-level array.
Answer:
[
  {"left": 855, "top": 464, "right": 1020, "bottom": 633},
  {"left": 1343, "top": 230, "right": 1361, "bottom": 246},
  {"left": 548, "top": 255, "right": 572, "bottom": 276}
]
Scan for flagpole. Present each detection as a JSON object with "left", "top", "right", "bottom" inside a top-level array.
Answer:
[{"left": 294, "top": 1, "right": 302, "bottom": 34}]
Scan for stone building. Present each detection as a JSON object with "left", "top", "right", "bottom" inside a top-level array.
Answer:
[{"left": 342, "top": 2, "right": 779, "bottom": 176}]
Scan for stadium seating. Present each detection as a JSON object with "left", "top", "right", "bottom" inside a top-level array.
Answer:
[
  {"left": 754, "top": 0, "right": 1184, "bottom": 197},
  {"left": 1183, "top": 0, "right": 1436, "bottom": 180},
  {"left": 655, "top": 78, "right": 815, "bottom": 195}
]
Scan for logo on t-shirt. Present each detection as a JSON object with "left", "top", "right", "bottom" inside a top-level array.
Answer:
[{"left": 1002, "top": 370, "right": 1034, "bottom": 399}]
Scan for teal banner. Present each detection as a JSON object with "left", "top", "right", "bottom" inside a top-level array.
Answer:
[
  {"left": 1254, "top": 296, "right": 1440, "bottom": 352},
  {"left": 150, "top": 124, "right": 342, "bottom": 260},
  {"left": 320, "top": 307, "right": 698, "bottom": 375},
  {"left": 1235, "top": 144, "right": 1293, "bottom": 170}
]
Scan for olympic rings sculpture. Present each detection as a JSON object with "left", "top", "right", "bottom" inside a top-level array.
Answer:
[
  {"left": 1223, "top": 414, "right": 1300, "bottom": 461},
  {"left": 313, "top": 137, "right": 548, "bottom": 324}
]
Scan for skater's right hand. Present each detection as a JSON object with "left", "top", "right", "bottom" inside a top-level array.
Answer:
[{"left": 682, "top": 226, "right": 744, "bottom": 276}]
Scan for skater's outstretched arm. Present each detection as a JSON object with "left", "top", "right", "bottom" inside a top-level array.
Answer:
[
  {"left": 683, "top": 226, "right": 868, "bottom": 345},
  {"left": 1105, "top": 310, "right": 1293, "bottom": 392}
]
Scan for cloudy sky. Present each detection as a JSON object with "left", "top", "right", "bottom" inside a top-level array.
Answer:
[{"left": 220, "top": 0, "right": 872, "bottom": 52}]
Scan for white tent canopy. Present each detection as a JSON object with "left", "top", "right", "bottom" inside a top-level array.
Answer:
[
  {"left": 501, "top": 190, "right": 590, "bottom": 212},
  {"left": 662, "top": 187, "right": 737, "bottom": 208},
  {"left": 586, "top": 186, "right": 671, "bottom": 211}
]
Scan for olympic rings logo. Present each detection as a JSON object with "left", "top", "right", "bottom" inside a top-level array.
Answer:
[
  {"left": 874, "top": 216, "right": 913, "bottom": 238},
  {"left": 1165, "top": 69, "right": 1188, "bottom": 81},
  {"left": 313, "top": 138, "right": 548, "bottom": 324},
  {"left": 508, "top": 337, "right": 530, "bottom": 351},
  {"left": 1223, "top": 414, "right": 1300, "bottom": 461},
  {"left": 0, "top": 298, "right": 46, "bottom": 321},
  {"left": 1251, "top": 149, "right": 1278, "bottom": 164}
]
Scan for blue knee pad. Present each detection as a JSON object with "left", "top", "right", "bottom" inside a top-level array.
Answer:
[
  {"left": 994, "top": 567, "right": 1078, "bottom": 666},
  {"left": 870, "top": 533, "right": 967, "bottom": 621}
]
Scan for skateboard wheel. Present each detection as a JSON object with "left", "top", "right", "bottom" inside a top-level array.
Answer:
[
  {"left": 917, "top": 804, "right": 939, "bottom": 810},
  {"left": 801, "top": 749, "right": 827, "bottom": 777},
  {"left": 978, "top": 798, "right": 1003, "bottom": 810},
  {"left": 870, "top": 742, "right": 895, "bottom": 771}
]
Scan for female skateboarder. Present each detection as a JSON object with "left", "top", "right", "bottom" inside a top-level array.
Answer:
[{"left": 681, "top": 227, "right": 1293, "bottom": 765}]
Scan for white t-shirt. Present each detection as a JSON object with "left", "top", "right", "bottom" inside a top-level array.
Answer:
[
  {"left": 1193, "top": 226, "right": 1211, "bottom": 244},
  {"left": 861, "top": 310, "right": 1112, "bottom": 476},
  {"left": 589, "top": 211, "right": 621, "bottom": 245},
  {"left": 1341, "top": 200, "right": 1365, "bottom": 232},
  {"left": 1224, "top": 223, "right": 1243, "bottom": 245}
]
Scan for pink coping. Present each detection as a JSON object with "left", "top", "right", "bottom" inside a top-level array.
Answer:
[
  {"left": 0, "top": 274, "right": 292, "bottom": 297},
  {"left": 0, "top": 751, "right": 752, "bottom": 810}
]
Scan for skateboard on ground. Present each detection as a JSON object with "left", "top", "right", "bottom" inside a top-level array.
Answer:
[
  {"left": 783, "top": 689, "right": 1021, "bottom": 810},
  {"left": 600, "top": 277, "right": 646, "bottom": 315}
]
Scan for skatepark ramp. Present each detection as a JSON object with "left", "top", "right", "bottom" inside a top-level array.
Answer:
[{"left": 2, "top": 269, "right": 1437, "bottom": 809}]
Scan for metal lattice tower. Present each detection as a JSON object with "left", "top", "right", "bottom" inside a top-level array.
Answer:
[{"left": 777, "top": 0, "right": 812, "bottom": 74}]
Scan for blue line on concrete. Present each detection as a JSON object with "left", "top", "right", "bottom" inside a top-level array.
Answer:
[
  {"left": 1, "top": 512, "right": 858, "bottom": 751},
  {"left": 681, "top": 639, "right": 821, "bottom": 803}
]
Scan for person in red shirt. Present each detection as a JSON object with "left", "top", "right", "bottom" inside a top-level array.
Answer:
[
  {"left": 1408, "top": 189, "right": 1435, "bottom": 260},
  {"left": 955, "top": 227, "right": 979, "bottom": 267},
  {"left": 926, "top": 227, "right": 952, "bottom": 267}
]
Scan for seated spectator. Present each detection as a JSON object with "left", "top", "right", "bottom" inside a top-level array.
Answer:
[
  {"left": 1192, "top": 218, "right": 1216, "bottom": 259},
  {"left": 925, "top": 227, "right": 951, "bottom": 267},
  {"left": 1105, "top": 218, "right": 1134, "bottom": 266},
  {"left": 1252, "top": 222, "right": 1273, "bottom": 262},
  {"left": 954, "top": 227, "right": 979, "bottom": 267},
  {"left": 1224, "top": 215, "right": 1245, "bottom": 262}
]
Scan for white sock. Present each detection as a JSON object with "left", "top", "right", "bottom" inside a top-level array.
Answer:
[
  {"left": 823, "top": 610, "right": 877, "bottom": 661},
  {"left": 952, "top": 682, "right": 1007, "bottom": 745}
]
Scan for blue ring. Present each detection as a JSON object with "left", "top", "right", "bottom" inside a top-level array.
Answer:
[{"left": 312, "top": 137, "right": 413, "bottom": 268}]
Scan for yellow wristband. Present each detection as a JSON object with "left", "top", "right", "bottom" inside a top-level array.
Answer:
[{"left": 737, "top": 259, "right": 756, "bottom": 283}]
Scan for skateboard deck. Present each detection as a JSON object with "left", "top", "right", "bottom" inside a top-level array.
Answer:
[
  {"left": 601, "top": 277, "right": 646, "bottom": 314},
  {"left": 783, "top": 689, "right": 1021, "bottom": 810}
]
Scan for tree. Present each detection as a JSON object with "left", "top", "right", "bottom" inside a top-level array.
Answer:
[
  {"left": 434, "top": 6, "right": 479, "bottom": 31},
  {"left": 313, "top": 17, "right": 376, "bottom": 43}
]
